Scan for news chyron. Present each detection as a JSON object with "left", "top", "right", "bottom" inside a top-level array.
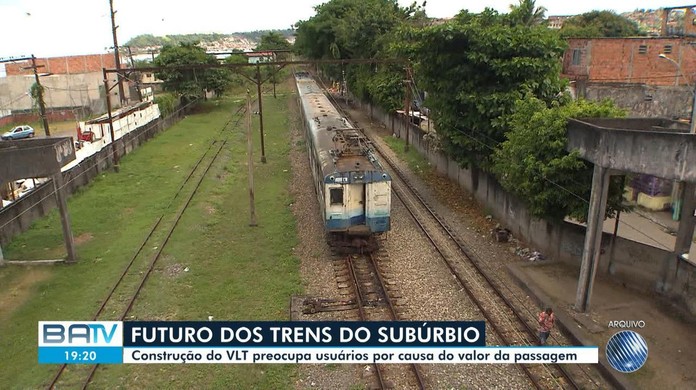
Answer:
[{"left": 38, "top": 321, "right": 598, "bottom": 365}]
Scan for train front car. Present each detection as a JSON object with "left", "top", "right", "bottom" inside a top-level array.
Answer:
[{"left": 295, "top": 72, "right": 391, "bottom": 252}]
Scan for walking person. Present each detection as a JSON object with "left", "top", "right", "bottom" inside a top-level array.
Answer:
[{"left": 538, "top": 307, "right": 555, "bottom": 345}]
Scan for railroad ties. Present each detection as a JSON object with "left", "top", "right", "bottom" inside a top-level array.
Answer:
[{"left": 363, "top": 134, "right": 589, "bottom": 390}]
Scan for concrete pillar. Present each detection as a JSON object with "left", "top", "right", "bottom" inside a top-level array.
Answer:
[
  {"left": 53, "top": 173, "right": 77, "bottom": 263},
  {"left": 660, "top": 182, "right": 696, "bottom": 292},
  {"left": 575, "top": 164, "right": 611, "bottom": 312}
]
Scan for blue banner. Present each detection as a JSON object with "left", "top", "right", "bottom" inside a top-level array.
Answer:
[{"left": 38, "top": 346, "right": 123, "bottom": 364}]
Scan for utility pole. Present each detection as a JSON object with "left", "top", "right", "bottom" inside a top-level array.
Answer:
[
  {"left": 403, "top": 71, "right": 411, "bottom": 153},
  {"left": 53, "top": 172, "right": 77, "bottom": 263},
  {"left": 126, "top": 46, "right": 143, "bottom": 102},
  {"left": 255, "top": 63, "right": 267, "bottom": 163},
  {"left": 103, "top": 68, "right": 119, "bottom": 172},
  {"left": 246, "top": 90, "right": 257, "bottom": 227},
  {"left": 109, "top": 0, "right": 126, "bottom": 105},
  {"left": 26, "top": 55, "right": 50, "bottom": 137}
]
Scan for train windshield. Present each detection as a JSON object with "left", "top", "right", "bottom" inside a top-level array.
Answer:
[{"left": 330, "top": 188, "right": 344, "bottom": 205}]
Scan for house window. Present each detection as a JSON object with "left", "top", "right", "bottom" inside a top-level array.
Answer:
[
  {"left": 664, "top": 45, "right": 673, "bottom": 54},
  {"left": 146, "top": 73, "right": 152, "bottom": 78},
  {"left": 571, "top": 49, "right": 581, "bottom": 65},
  {"left": 638, "top": 45, "right": 648, "bottom": 54},
  {"left": 330, "top": 188, "right": 343, "bottom": 205}
]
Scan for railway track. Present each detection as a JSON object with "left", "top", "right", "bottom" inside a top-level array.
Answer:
[
  {"left": 331, "top": 248, "right": 425, "bottom": 390},
  {"left": 46, "top": 103, "right": 248, "bottom": 390},
  {"left": 365, "top": 135, "right": 600, "bottom": 390}
]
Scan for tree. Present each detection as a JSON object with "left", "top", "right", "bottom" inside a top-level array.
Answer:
[
  {"left": 224, "top": 51, "right": 253, "bottom": 87},
  {"left": 154, "top": 42, "right": 231, "bottom": 101},
  {"left": 492, "top": 95, "right": 628, "bottom": 222},
  {"left": 294, "top": 0, "right": 424, "bottom": 108},
  {"left": 560, "top": 11, "right": 644, "bottom": 38},
  {"left": 396, "top": 8, "right": 567, "bottom": 169},
  {"left": 508, "top": 0, "right": 547, "bottom": 27},
  {"left": 255, "top": 32, "right": 292, "bottom": 52}
]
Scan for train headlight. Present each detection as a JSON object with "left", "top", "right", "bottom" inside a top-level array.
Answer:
[
  {"left": 329, "top": 176, "right": 335, "bottom": 182},
  {"left": 382, "top": 174, "right": 388, "bottom": 179}
]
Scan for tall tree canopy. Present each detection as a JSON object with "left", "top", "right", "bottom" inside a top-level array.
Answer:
[
  {"left": 154, "top": 42, "right": 231, "bottom": 101},
  {"left": 294, "top": 0, "right": 425, "bottom": 111},
  {"left": 255, "top": 32, "right": 292, "bottom": 51},
  {"left": 508, "top": 0, "right": 547, "bottom": 27},
  {"left": 492, "top": 96, "right": 628, "bottom": 221},
  {"left": 396, "top": 8, "right": 567, "bottom": 169},
  {"left": 560, "top": 11, "right": 644, "bottom": 38}
]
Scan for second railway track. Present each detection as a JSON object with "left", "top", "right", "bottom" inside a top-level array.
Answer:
[
  {"left": 361, "top": 128, "right": 605, "bottom": 390},
  {"left": 46, "top": 103, "right": 248, "bottom": 390}
]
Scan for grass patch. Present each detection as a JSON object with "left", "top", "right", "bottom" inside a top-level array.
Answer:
[
  {"left": 383, "top": 135, "right": 431, "bottom": 176},
  {"left": 0, "top": 83, "right": 301, "bottom": 388}
]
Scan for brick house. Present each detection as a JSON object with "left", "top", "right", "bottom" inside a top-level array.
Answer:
[{"left": 561, "top": 37, "right": 696, "bottom": 120}]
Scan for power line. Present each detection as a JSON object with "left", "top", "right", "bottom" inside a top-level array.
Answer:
[{"left": 0, "top": 92, "right": 30, "bottom": 110}]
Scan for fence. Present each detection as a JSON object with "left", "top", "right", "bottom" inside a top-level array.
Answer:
[{"left": 0, "top": 102, "right": 190, "bottom": 246}]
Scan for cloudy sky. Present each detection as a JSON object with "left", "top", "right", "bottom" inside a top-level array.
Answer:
[{"left": 0, "top": 0, "right": 684, "bottom": 59}]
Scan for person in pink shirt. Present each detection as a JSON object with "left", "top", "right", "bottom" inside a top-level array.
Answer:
[{"left": 538, "top": 307, "right": 555, "bottom": 345}]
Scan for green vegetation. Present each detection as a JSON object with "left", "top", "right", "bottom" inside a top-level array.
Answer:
[
  {"left": 0, "top": 83, "right": 301, "bottom": 388},
  {"left": 255, "top": 31, "right": 293, "bottom": 52},
  {"left": 396, "top": 3, "right": 567, "bottom": 170},
  {"left": 124, "top": 30, "right": 294, "bottom": 49},
  {"left": 560, "top": 10, "right": 645, "bottom": 38},
  {"left": 154, "top": 43, "right": 231, "bottom": 100},
  {"left": 153, "top": 92, "right": 177, "bottom": 117},
  {"left": 294, "top": 0, "right": 426, "bottom": 111},
  {"left": 295, "top": 0, "right": 629, "bottom": 221},
  {"left": 383, "top": 135, "right": 431, "bottom": 176},
  {"left": 492, "top": 96, "right": 628, "bottom": 222}
]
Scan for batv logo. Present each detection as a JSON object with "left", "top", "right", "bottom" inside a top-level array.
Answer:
[{"left": 38, "top": 321, "right": 123, "bottom": 347}]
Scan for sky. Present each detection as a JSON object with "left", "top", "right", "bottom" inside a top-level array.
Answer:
[{"left": 0, "top": 0, "right": 686, "bottom": 59}]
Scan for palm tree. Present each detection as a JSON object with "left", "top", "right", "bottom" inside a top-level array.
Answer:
[{"left": 509, "top": 0, "right": 547, "bottom": 27}]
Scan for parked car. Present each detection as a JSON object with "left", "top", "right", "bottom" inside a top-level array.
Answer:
[{"left": 1, "top": 125, "right": 35, "bottom": 140}]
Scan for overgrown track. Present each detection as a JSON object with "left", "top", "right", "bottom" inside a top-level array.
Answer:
[
  {"left": 366, "top": 137, "right": 596, "bottom": 390},
  {"left": 333, "top": 250, "right": 425, "bottom": 390},
  {"left": 46, "top": 102, "right": 249, "bottom": 390}
]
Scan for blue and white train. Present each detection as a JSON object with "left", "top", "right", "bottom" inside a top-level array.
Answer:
[{"left": 295, "top": 72, "right": 391, "bottom": 251}]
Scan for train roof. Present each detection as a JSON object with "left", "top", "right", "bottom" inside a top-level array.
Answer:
[{"left": 296, "top": 75, "right": 386, "bottom": 179}]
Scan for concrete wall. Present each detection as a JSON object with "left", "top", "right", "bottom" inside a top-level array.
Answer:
[
  {"left": 0, "top": 109, "right": 79, "bottom": 127},
  {"left": 0, "top": 71, "right": 124, "bottom": 113},
  {"left": 0, "top": 104, "right": 189, "bottom": 246},
  {"left": 581, "top": 83, "right": 693, "bottom": 118},
  {"left": 360, "top": 101, "right": 696, "bottom": 315}
]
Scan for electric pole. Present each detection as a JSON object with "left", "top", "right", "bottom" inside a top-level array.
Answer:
[
  {"left": 255, "top": 63, "right": 267, "bottom": 163},
  {"left": 109, "top": 0, "right": 126, "bottom": 105},
  {"left": 404, "top": 71, "right": 411, "bottom": 153},
  {"left": 25, "top": 55, "right": 50, "bottom": 137},
  {"left": 246, "top": 90, "right": 258, "bottom": 227},
  {"left": 126, "top": 46, "right": 143, "bottom": 102}
]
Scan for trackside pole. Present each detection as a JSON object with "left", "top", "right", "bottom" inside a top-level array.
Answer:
[{"left": 246, "top": 90, "right": 258, "bottom": 227}]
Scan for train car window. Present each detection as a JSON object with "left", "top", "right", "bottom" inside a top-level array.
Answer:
[{"left": 330, "top": 188, "right": 344, "bottom": 205}]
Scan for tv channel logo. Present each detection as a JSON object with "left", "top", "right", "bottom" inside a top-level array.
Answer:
[
  {"left": 39, "top": 321, "right": 123, "bottom": 347},
  {"left": 605, "top": 330, "right": 648, "bottom": 373}
]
